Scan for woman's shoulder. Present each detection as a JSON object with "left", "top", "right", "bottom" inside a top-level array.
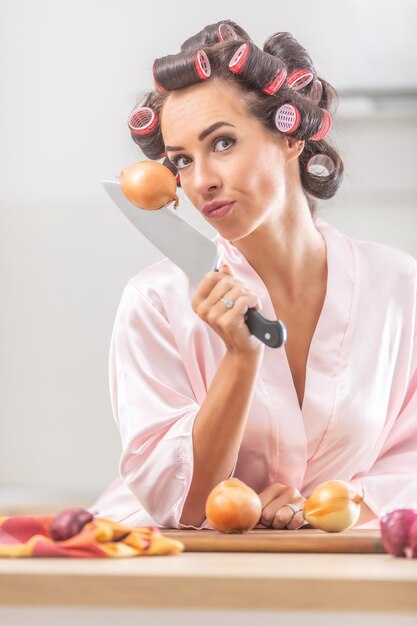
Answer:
[
  {"left": 316, "top": 216, "right": 417, "bottom": 282},
  {"left": 119, "top": 257, "right": 195, "bottom": 319},
  {"left": 128, "top": 257, "right": 191, "bottom": 290},
  {"left": 353, "top": 236, "right": 417, "bottom": 278},
  {"left": 123, "top": 231, "right": 221, "bottom": 306}
]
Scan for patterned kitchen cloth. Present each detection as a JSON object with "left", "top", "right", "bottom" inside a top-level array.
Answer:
[{"left": 0, "top": 514, "right": 184, "bottom": 558}]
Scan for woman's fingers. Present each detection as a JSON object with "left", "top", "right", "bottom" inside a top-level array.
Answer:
[
  {"left": 191, "top": 265, "right": 235, "bottom": 305},
  {"left": 257, "top": 483, "right": 289, "bottom": 510},
  {"left": 191, "top": 269, "right": 229, "bottom": 310},
  {"left": 258, "top": 484, "right": 305, "bottom": 529},
  {"left": 285, "top": 505, "right": 307, "bottom": 530},
  {"left": 268, "top": 497, "right": 305, "bottom": 530},
  {"left": 191, "top": 266, "right": 264, "bottom": 355}
]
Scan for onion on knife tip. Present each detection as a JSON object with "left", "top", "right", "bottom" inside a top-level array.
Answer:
[{"left": 118, "top": 161, "right": 179, "bottom": 210}]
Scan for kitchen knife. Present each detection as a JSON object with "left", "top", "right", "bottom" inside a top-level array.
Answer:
[{"left": 102, "top": 180, "right": 287, "bottom": 349}]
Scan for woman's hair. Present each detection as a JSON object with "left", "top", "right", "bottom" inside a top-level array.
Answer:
[{"left": 128, "top": 20, "right": 344, "bottom": 216}]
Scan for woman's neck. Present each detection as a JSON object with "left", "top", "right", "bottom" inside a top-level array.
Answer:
[{"left": 230, "top": 200, "right": 327, "bottom": 304}]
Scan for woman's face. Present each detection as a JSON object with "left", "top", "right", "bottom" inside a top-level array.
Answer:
[{"left": 161, "top": 79, "right": 302, "bottom": 241}]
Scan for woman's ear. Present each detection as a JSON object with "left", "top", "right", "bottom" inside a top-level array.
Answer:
[{"left": 285, "top": 136, "right": 305, "bottom": 161}]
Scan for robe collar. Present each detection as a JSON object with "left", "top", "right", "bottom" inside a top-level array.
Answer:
[{"left": 212, "top": 217, "right": 357, "bottom": 486}]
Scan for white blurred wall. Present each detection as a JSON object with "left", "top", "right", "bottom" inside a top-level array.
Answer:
[{"left": 0, "top": 0, "right": 416, "bottom": 512}]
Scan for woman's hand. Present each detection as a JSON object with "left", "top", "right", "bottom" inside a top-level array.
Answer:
[
  {"left": 258, "top": 483, "right": 307, "bottom": 530},
  {"left": 191, "top": 264, "right": 264, "bottom": 356}
]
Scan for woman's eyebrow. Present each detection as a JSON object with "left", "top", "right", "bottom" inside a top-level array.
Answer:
[{"left": 165, "top": 121, "right": 235, "bottom": 152}]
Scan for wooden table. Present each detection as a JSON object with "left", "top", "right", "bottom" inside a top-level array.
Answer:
[{"left": 0, "top": 534, "right": 416, "bottom": 613}]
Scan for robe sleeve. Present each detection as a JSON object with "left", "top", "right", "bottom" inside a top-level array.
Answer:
[
  {"left": 109, "top": 280, "right": 214, "bottom": 529},
  {"left": 349, "top": 311, "right": 417, "bottom": 519}
]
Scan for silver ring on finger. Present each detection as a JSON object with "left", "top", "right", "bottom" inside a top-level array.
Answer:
[
  {"left": 220, "top": 297, "right": 235, "bottom": 309},
  {"left": 283, "top": 503, "right": 299, "bottom": 518}
]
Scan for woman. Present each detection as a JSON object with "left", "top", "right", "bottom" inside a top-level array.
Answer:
[{"left": 90, "top": 21, "right": 417, "bottom": 530}]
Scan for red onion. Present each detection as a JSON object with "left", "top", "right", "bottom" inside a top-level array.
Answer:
[
  {"left": 379, "top": 508, "right": 417, "bottom": 558},
  {"left": 48, "top": 507, "right": 94, "bottom": 541}
]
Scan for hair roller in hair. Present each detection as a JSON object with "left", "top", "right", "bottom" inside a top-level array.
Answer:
[
  {"left": 307, "top": 154, "right": 335, "bottom": 177},
  {"left": 310, "top": 79, "right": 323, "bottom": 104},
  {"left": 152, "top": 63, "right": 167, "bottom": 93},
  {"left": 218, "top": 23, "right": 239, "bottom": 42},
  {"left": 152, "top": 49, "right": 210, "bottom": 91},
  {"left": 262, "top": 67, "right": 288, "bottom": 95},
  {"left": 129, "top": 107, "right": 158, "bottom": 136},
  {"left": 287, "top": 69, "right": 314, "bottom": 91},
  {"left": 263, "top": 31, "right": 289, "bottom": 50},
  {"left": 309, "top": 109, "right": 331, "bottom": 141},
  {"left": 265, "top": 32, "right": 287, "bottom": 44},
  {"left": 195, "top": 50, "right": 211, "bottom": 79},
  {"left": 229, "top": 43, "right": 250, "bottom": 74},
  {"left": 275, "top": 104, "right": 301, "bottom": 134}
]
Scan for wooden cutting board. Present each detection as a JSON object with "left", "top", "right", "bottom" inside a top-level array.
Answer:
[{"left": 162, "top": 528, "right": 385, "bottom": 553}]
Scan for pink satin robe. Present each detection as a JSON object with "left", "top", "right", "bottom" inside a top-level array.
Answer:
[{"left": 89, "top": 217, "right": 417, "bottom": 529}]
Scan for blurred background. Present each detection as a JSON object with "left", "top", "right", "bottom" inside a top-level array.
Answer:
[{"left": 1, "top": 0, "right": 416, "bottom": 514}]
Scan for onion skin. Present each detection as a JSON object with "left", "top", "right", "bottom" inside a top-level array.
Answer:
[
  {"left": 118, "top": 161, "right": 179, "bottom": 210},
  {"left": 48, "top": 508, "right": 94, "bottom": 541},
  {"left": 380, "top": 509, "right": 417, "bottom": 558},
  {"left": 205, "top": 478, "right": 262, "bottom": 534},
  {"left": 303, "top": 480, "right": 363, "bottom": 533}
]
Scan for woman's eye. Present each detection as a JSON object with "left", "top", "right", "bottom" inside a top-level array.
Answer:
[
  {"left": 170, "top": 136, "right": 235, "bottom": 170},
  {"left": 172, "top": 155, "right": 191, "bottom": 170},
  {"left": 214, "top": 136, "right": 235, "bottom": 152}
]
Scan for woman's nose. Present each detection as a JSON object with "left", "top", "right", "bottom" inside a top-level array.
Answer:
[{"left": 192, "top": 159, "right": 222, "bottom": 196}]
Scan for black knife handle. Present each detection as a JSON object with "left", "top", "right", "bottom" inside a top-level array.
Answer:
[{"left": 245, "top": 307, "right": 287, "bottom": 349}]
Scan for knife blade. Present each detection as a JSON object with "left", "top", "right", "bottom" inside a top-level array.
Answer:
[{"left": 102, "top": 180, "right": 286, "bottom": 349}]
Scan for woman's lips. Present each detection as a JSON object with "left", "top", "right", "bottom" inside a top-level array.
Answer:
[{"left": 206, "top": 202, "right": 235, "bottom": 218}]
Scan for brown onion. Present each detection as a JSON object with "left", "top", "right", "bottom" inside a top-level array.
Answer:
[
  {"left": 303, "top": 480, "right": 363, "bottom": 532},
  {"left": 118, "top": 161, "right": 179, "bottom": 210},
  {"left": 205, "top": 478, "right": 262, "bottom": 534}
]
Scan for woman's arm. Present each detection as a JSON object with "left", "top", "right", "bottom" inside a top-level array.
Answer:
[
  {"left": 179, "top": 265, "right": 266, "bottom": 527},
  {"left": 107, "top": 270, "right": 264, "bottom": 529},
  {"left": 179, "top": 349, "right": 263, "bottom": 527}
]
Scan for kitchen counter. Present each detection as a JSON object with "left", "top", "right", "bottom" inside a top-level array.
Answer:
[{"left": 0, "top": 550, "right": 416, "bottom": 612}]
